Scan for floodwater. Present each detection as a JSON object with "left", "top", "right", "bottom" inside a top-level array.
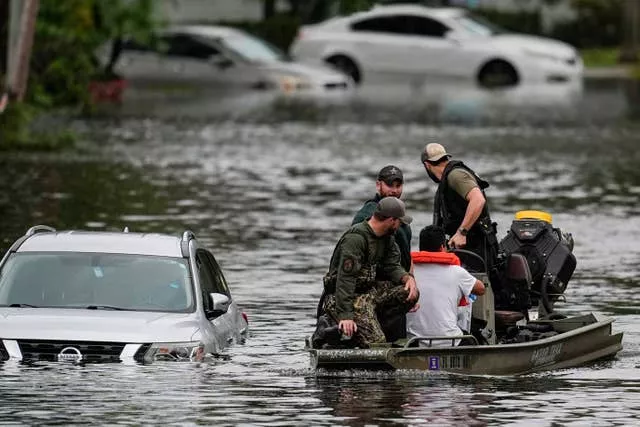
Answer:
[{"left": 0, "top": 78, "right": 639, "bottom": 426}]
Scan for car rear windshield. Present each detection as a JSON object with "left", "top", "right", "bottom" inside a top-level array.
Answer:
[{"left": 0, "top": 253, "right": 194, "bottom": 312}]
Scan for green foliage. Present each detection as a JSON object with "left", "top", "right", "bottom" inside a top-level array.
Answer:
[
  {"left": 28, "top": 0, "right": 158, "bottom": 108},
  {"left": 218, "top": 14, "right": 302, "bottom": 52},
  {"left": 1, "top": 0, "right": 158, "bottom": 150},
  {"left": 475, "top": 8, "right": 541, "bottom": 35},
  {"left": 580, "top": 47, "right": 622, "bottom": 67},
  {"left": 336, "top": 0, "right": 375, "bottom": 15},
  {"left": 0, "top": 103, "right": 75, "bottom": 151},
  {"left": 549, "top": 0, "right": 623, "bottom": 48}
]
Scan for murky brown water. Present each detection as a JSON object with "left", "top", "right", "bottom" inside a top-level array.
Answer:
[{"left": 0, "top": 79, "right": 639, "bottom": 425}]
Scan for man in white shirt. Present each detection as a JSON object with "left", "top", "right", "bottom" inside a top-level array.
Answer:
[{"left": 406, "top": 225, "right": 485, "bottom": 347}]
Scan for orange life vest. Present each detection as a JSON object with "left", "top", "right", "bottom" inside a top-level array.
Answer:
[
  {"left": 411, "top": 251, "right": 460, "bottom": 266},
  {"left": 410, "top": 251, "right": 468, "bottom": 306}
]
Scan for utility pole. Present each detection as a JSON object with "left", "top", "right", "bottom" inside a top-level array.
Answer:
[
  {"left": 6, "top": 0, "right": 39, "bottom": 102},
  {"left": 1, "top": 0, "right": 8, "bottom": 79},
  {"left": 619, "top": 0, "right": 639, "bottom": 63}
]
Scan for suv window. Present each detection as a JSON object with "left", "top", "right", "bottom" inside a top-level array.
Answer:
[
  {"left": 161, "top": 34, "right": 221, "bottom": 59},
  {"left": 196, "top": 250, "right": 230, "bottom": 311},
  {"left": 351, "top": 14, "right": 449, "bottom": 38}
]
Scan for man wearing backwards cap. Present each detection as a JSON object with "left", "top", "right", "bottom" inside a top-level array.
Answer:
[
  {"left": 314, "top": 196, "right": 419, "bottom": 348},
  {"left": 420, "top": 142, "right": 499, "bottom": 272},
  {"left": 352, "top": 165, "right": 413, "bottom": 342}
]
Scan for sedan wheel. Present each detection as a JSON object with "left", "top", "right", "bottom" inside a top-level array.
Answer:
[
  {"left": 326, "top": 55, "right": 361, "bottom": 85},
  {"left": 478, "top": 60, "right": 519, "bottom": 88}
]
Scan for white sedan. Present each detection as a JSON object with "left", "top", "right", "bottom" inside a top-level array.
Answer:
[{"left": 290, "top": 4, "right": 583, "bottom": 88}]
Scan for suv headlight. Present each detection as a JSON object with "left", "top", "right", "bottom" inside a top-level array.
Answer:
[{"left": 143, "top": 341, "right": 205, "bottom": 362}]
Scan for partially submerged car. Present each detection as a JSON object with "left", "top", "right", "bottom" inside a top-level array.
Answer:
[
  {"left": 100, "top": 25, "right": 354, "bottom": 98},
  {"left": 0, "top": 226, "right": 248, "bottom": 364},
  {"left": 291, "top": 4, "right": 583, "bottom": 88}
]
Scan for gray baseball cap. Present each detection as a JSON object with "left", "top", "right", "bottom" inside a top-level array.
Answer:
[{"left": 375, "top": 197, "right": 413, "bottom": 225}]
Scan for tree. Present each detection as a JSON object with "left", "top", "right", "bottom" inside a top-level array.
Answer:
[
  {"left": 263, "top": 0, "right": 276, "bottom": 19},
  {"left": 619, "top": 0, "right": 639, "bottom": 62}
]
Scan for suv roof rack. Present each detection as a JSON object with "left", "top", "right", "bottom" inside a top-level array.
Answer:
[
  {"left": 181, "top": 230, "right": 196, "bottom": 258},
  {"left": 25, "top": 225, "right": 57, "bottom": 236}
]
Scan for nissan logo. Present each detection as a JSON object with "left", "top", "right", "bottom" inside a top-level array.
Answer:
[{"left": 57, "top": 346, "right": 83, "bottom": 363}]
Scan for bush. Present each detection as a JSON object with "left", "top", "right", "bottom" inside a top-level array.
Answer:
[
  {"left": 548, "top": 0, "right": 623, "bottom": 48},
  {"left": 217, "top": 14, "right": 301, "bottom": 52}
]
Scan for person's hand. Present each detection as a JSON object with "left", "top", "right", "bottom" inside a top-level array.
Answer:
[
  {"left": 448, "top": 231, "right": 467, "bottom": 249},
  {"left": 339, "top": 319, "right": 357, "bottom": 337},
  {"left": 404, "top": 275, "right": 418, "bottom": 301},
  {"left": 408, "top": 303, "right": 420, "bottom": 313}
]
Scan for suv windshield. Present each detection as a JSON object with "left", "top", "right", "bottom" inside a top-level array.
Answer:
[
  {"left": 453, "top": 13, "right": 506, "bottom": 36},
  {"left": 221, "top": 33, "right": 287, "bottom": 63},
  {"left": 0, "top": 253, "right": 194, "bottom": 312}
]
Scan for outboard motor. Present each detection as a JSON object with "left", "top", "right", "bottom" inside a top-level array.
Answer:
[{"left": 498, "top": 210, "right": 576, "bottom": 316}]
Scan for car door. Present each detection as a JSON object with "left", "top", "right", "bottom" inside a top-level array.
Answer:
[
  {"left": 158, "top": 33, "right": 230, "bottom": 88},
  {"left": 403, "top": 15, "right": 461, "bottom": 77},
  {"left": 113, "top": 38, "right": 170, "bottom": 85},
  {"left": 160, "top": 33, "right": 261, "bottom": 90},
  {"left": 195, "top": 249, "right": 234, "bottom": 351}
]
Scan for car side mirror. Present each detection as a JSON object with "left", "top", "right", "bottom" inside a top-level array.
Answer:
[
  {"left": 207, "top": 292, "right": 230, "bottom": 318},
  {"left": 209, "top": 54, "right": 233, "bottom": 69}
]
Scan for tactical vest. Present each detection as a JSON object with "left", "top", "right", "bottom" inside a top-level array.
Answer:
[
  {"left": 322, "top": 225, "right": 393, "bottom": 294},
  {"left": 434, "top": 160, "right": 493, "bottom": 238}
]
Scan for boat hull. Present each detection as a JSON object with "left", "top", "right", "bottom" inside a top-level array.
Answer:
[{"left": 308, "top": 313, "right": 623, "bottom": 375}]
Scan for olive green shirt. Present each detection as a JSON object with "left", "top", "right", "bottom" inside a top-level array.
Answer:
[
  {"left": 448, "top": 168, "right": 478, "bottom": 199},
  {"left": 329, "top": 221, "right": 407, "bottom": 321}
]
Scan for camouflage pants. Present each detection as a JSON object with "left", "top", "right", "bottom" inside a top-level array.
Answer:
[{"left": 323, "top": 281, "right": 416, "bottom": 348}]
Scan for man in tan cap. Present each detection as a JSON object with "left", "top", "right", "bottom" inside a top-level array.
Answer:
[
  {"left": 312, "top": 196, "right": 419, "bottom": 349},
  {"left": 420, "top": 142, "right": 499, "bottom": 273}
]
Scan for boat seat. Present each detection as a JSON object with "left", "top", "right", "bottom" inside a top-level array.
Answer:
[{"left": 495, "top": 310, "right": 525, "bottom": 326}]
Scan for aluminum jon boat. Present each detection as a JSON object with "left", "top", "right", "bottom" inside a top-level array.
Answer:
[
  {"left": 307, "top": 211, "right": 623, "bottom": 375},
  {"left": 306, "top": 312, "right": 623, "bottom": 375}
]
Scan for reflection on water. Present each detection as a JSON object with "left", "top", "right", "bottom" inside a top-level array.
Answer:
[{"left": 0, "top": 79, "right": 639, "bottom": 425}]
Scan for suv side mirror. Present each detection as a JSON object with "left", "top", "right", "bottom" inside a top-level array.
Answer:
[{"left": 207, "top": 292, "right": 230, "bottom": 318}]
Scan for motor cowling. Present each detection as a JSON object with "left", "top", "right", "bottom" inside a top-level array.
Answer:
[{"left": 498, "top": 211, "right": 576, "bottom": 315}]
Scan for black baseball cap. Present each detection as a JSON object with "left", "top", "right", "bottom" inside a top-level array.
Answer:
[{"left": 377, "top": 165, "right": 404, "bottom": 185}]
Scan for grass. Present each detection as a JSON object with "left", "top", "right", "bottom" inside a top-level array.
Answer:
[
  {"left": 580, "top": 48, "right": 624, "bottom": 67},
  {"left": 580, "top": 47, "right": 640, "bottom": 78}
]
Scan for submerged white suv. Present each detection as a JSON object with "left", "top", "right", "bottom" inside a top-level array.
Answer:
[{"left": 0, "top": 226, "right": 248, "bottom": 364}]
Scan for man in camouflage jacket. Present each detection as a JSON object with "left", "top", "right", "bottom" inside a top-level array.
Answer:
[{"left": 320, "top": 197, "right": 419, "bottom": 348}]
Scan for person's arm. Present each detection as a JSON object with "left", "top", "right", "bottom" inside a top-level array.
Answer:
[
  {"left": 471, "top": 278, "right": 486, "bottom": 296},
  {"left": 334, "top": 235, "right": 366, "bottom": 322},
  {"left": 380, "top": 238, "right": 418, "bottom": 301},
  {"left": 449, "top": 188, "right": 485, "bottom": 249}
]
